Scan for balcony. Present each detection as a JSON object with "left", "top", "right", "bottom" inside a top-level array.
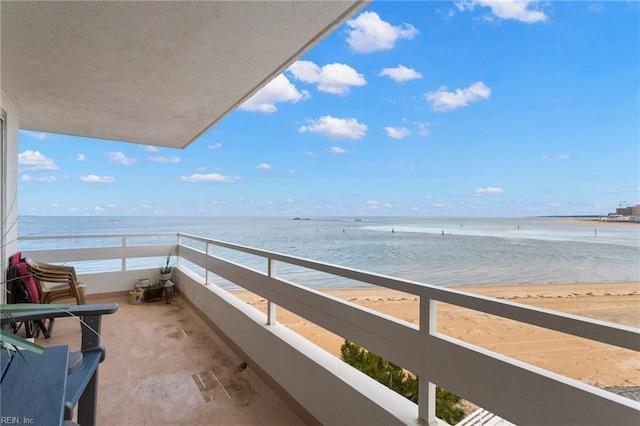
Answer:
[
  {"left": 36, "top": 293, "right": 301, "bottom": 425},
  {"left": 18, "top": 232, "right": 640, "bottom": 425}
]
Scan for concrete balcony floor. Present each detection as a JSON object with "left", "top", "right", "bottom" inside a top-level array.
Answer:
[{"left": 37, "top": 294, "right": 303, "bottom": 426}]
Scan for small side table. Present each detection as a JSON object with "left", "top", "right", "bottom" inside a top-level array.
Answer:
[{"left": 163, "top": 280, "right": 175, "bottom": 304}]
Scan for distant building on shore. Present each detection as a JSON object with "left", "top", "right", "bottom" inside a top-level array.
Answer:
[{"left": 600, "top": 204, "right": 640, "bottom": 222}]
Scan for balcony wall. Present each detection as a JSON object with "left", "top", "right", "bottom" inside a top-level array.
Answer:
[
  {"left": 1, "top": 91, "right": 20, "bottom": 289},
  {"left": 175, "top": 266, "right": 420, "bottom": 425},
  {"left": 20, "top": 233, "right": 640, "bottom": 425}
]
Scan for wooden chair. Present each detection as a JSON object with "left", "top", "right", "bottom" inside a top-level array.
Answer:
[{"left": 25, "top": 258, "right": 86, "bottom": 305}]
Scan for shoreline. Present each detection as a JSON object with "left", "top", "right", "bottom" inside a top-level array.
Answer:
[
  {"left": 230, "top": 281, "right": 639, "bottom": 387},
  {"left": 547, "top": 217, "right": 639, "bottom": 226}
]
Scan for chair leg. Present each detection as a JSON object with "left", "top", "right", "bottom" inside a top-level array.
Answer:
[
  {"left": 38, "top": 318, "right": 53, "bottom": 339},
  {"left": 77, "top": 370, "right": 98, "bottom": 426},
  {"left": 24, "top": 321, "right": 35, "bottom": 338},
  {"left": 77, "top": 284, "right": 87, "bottom": 305}
]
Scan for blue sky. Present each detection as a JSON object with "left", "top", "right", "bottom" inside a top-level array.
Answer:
[{"left": 17, "top": 1, "right": 639, "bottom": 217}]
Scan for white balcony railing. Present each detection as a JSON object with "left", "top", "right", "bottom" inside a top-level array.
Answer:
[{"left": 19, "top": 233, "right": 640, "bottom": 425}]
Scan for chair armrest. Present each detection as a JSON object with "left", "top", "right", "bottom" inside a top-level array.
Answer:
[
  {"left": 1, "top": 303, "right": 119, "bottom": 353},
  {"left": 1, "top": 303, "right": 118, "bottom": 324}
]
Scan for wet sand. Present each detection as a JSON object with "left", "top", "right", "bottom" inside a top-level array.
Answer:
[{"left": 231, "top": 281, "right": 640, "bottom": 387}]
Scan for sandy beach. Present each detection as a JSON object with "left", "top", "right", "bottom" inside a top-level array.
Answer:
[{"left": 231, "top": 281, "right": 640, "bottom": 388}]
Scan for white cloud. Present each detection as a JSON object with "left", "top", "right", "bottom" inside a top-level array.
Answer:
[
  {"left": 379, "top": 65, "right": 422, "bottom": 83},
  {"left": 18, "top": 150, "right": 58, "bottom": 171},
  {"left": 426, "top": 81, "right": 491, "bottom": 111},
  {"left": 474, "top": 186, "right": 504, "bottom": 195},
  {"left": 147, "top": 156, "right": 180, "bottom": 163},
  {"left": 329, "top": 146, "right": 348, "bottom": 154},
  {"left": 346, "top": 11, "right": 419, "bottom": 53},
  {"left": 144, "top": 145, "right": 159, "bottom": 153},
  {"left": 299, "top": 115, "right": 368, "bottom": 140},
  {"left": 385, "top": 127, "right": 411, "bottom": 139},
  {"left": 76, "top": 154, "right": 86, "bottom": 161},
  {"left": 255, "top": 163, "right": 272, "bottom": 170},
  {"left": 437, "top": 8, "right": 458, "bottom": 21},
  {"left": 239, "top": 74, "right": 310, "bottom": 113},
  {"left": 80, "top": 175, "right": 117, "bottom": 183},
  {"left": 542, "top": 154, "right": 570, "bottom": 161},
  {"left": 366, "top": 200, "right": 379, "bottom": 206},
  {"left": 106, "top": 151, "right": 137, "bottom": 166},
  {"left": 20, "top": 130, "right": 48, "bottom": 140},
  {"left": 178, "top": 173, "right": 240, "bottom": 183},
  {"left": 587, "top": 3, "right": 603, "bottom": 14},
  {"left": 288, "top": 61, "right": 366, "bottom": 95},
  {"left": 416, "top": 122, "right": 431, "bottom": 137},
  {"left": 456, "top": 0, "right": 549, "bottom": 23},
  {"left": 51, "top": 203, "right": 59, "bottom": 208},
  {"left": 22, "top": 175, "right": 57, "bottom": 183},
  {"left": 208, "top": 143, "right": 223, "bottom": 150}
]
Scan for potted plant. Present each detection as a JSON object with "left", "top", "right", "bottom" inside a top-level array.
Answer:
[{"left": 159, "top": 249, "right": 173, "bottom": 281}]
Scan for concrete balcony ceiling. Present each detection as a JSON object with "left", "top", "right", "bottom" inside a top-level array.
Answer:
[{"left": 1, "top": 1, "right": 366, "bottom": 148}]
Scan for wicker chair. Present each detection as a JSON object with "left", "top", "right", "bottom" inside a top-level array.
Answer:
[{"left": 25, "top": 258, "right": 86, "bottom": 305}]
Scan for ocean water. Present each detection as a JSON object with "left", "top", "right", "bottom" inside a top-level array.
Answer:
[{"left": 17, "top": 216, "right": 640, "bottom": 288}]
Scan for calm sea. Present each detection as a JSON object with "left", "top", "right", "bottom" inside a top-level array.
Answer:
[{"left": 17, "top": 216, "right": 640, "bottom": 289}]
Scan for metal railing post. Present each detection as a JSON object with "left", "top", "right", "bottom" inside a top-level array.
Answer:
[
  {"left": 121, "top": 236, "right": 126, "bottom": 271},
  {"left": 205, "top": 242, "right": 212, "bottom": 285},
  {"left": 419, "top": 296, "right": 437, "bottom": 425},
  {"left": 176, "top": 234, "right": 182, "bottom": 267},
  {"left": 267, "top": 258, "right": 277, "bottom": 325}
]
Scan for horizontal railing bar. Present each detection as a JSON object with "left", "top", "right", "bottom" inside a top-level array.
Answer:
[
  {"left": 177, "top": 233, "right": 212, "bottom": 244},
  {"left": 21, "top": 244, "right": 176, "bottom": 264},
  {"left": 179, "top": 233, "right": 426, "bottom": 294},
  {"left": 429, "top": 334, "right": 640, "bottom": 425},
  {"left": 423, "top": 287, "right": 640, "bottom": 352},
  {"left": 22, "top": 247, "right": 125, "bottom": 263},
  {"left": 19, "top": 232, "right": 177, "bottom": 241},
  {"left": 262, "top": 274, "right": 421, "bottom": 372},
  {"left": 179, "top": 244, "right": 420, "bottom": 370},
  {"left": 177, "top": 239, "right": 640, "bottom": 351}
]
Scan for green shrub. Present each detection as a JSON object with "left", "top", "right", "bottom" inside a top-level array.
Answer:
[{"left": 340, "top": 340, "right": 465, "bottom": 425}]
